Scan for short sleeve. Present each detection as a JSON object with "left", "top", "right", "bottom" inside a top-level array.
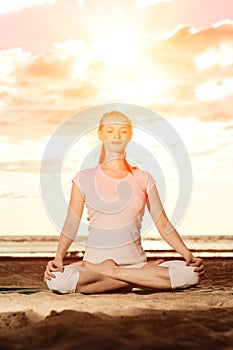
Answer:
[
  {"left": 143, "top": 171, "right": 157, "bottom": 194},
  {"left": 72, "top": 170, "right": 86, "bottom": 199}
]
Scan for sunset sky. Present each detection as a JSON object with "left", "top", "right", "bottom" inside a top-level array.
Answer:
[{"left": 0, "top": 0, "right": 232, "bottom": 237}]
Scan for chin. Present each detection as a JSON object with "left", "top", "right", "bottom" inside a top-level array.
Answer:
[{"left": 105, "top": 140, "right": 128, "bottom": 154}]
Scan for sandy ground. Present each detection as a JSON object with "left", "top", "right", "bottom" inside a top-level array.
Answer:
[{"left": 0, "top": 257, "right": 232, "bottom": 350}]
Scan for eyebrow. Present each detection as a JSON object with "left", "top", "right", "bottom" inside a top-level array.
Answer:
[{"left": 105, "top": 125, "right": 130, "bottom": 129}]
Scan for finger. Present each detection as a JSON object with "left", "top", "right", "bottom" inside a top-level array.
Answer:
[
  {"left": 198, "top": 271, "right": 205, "bottom": 278},
  {"left": 194, "top": 265, "right": 204, "bottom": 272},
  {"left": 44, "top": 275, "right": 51, "bottom": 282},
  {"left": 199, "top": 270, "right": 205, "bottom": 275},
  {"left": 194, "top": 267, "right": 205, "bottom": 275},
  {"left": 189, "top": 260, "right": 203, "bottom": 267},
  {"left": 54, "top": 265, "right": 64, "bottom": 272},
  {"left": 50, "top": 266, "right": 62, "bottom": 272},
  {"left": 47, "top": 262, "right": 58, "bottom": 270},
  {"left": 47, "top": 261, "right": 54, "bottom": 268},
  {"left": 47, "top": 261, "right": 61, "bottom": 268},
  {"left": 45, "top": 265, "right": 51, "bottom": 273},
  {"left": 46, "top": 262, "right": 63, "bottom": 272},
  {"left": 195, "top": 263, "right": 204, "bottom": 269},
  {"left": 194, "top": 266, "right": 205, "bottom": 273},
  {"left": 44, "top": 272, "right": 52, "bottom": 281},
  {"left": 193, "top": 263, "right": 204, "bottom": 269},
  {"left": 47, "top": 272, "right": 55, "bottom": 279},
  {"left": 191, "top": 257, "right": 203, "bottom": 262},
  {"left": 45, "top": 267, "right": 56, "bottom": 278}
]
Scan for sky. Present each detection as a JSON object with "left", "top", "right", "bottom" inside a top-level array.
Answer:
[{"left": 0, "top": 0, "right": 232, "bottom": 237}]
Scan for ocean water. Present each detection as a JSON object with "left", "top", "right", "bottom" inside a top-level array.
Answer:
[{"left": 0, "top": 235, "right": 232, "bottom": 258}]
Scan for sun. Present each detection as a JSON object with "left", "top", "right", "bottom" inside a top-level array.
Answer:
[
  {"left": 55, "top": 20, "right": 168, "bottom": 103},
  {"left": 91, "top": 22, "right": 140, "bottom": 66}
]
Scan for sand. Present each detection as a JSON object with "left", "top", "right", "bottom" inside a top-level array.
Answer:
[{"left": 0, "top": 257, "right": 232, "bottom": 350}]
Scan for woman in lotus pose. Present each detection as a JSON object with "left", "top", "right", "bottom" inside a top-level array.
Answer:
[{"left": 44, "top": 111, "right": 204, "bottom": 294}]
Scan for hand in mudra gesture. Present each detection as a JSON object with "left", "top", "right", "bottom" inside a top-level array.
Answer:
[{"left": 44, "top": 257, "right": 64, "bottom": 281}]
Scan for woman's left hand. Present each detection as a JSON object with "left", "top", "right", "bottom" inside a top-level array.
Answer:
[{"left": 185, "top": 254, "right": 205, "bottom": 278}]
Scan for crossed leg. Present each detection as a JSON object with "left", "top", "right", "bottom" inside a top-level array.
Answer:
[
  {"left": 76, "top": 270, "right": 134, "bottom": 293},
  {"left": 74, "top": 259, "right": 171, "bottom": 293},
  {"left": 46, "top": 259, "right": 199, "bottom": 294}
]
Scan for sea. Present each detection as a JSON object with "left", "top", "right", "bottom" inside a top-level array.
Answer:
[{"left": 0, "top": 235, "right": 232, "bottom": 258}]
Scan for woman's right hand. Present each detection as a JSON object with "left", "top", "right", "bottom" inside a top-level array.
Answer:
[{"left": 44, "top": 256, "right": 64, "bottom": 282}]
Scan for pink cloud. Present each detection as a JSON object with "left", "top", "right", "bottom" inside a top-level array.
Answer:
[
  {"left": 26, "top": 54, "right": 75, "bottom": 78},
  {"left": 0, "top": 20, "right": 232, "bottom": 143},
  {"left": 0, "top": 0, "right": 58, "bottom": 16}
]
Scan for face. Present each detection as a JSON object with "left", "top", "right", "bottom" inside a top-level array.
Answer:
[{"left": 98, "top": 115, "right": 133, "bottom": 154}]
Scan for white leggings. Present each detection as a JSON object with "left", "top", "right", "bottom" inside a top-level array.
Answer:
[{"left": 46, "top": 260, "right": 200, "bottom": 294}]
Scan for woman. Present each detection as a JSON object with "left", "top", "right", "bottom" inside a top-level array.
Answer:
[{"left": 44, "top": 111, "right": 204, "bottom": 294}]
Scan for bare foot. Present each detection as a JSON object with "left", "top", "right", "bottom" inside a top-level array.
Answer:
[
  {"left": 141, "top": 259, "right": 165, "bottom": 269},
  {"left": 71, "top": 259, "right": 118, "bottom": 276}
]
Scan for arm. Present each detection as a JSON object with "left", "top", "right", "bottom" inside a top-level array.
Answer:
[
  {"left": 44, "top": 182, "right": 85, "bottom": 281},
  {"left": 147, "top": 184, "right": 204, "bottom": 275}
]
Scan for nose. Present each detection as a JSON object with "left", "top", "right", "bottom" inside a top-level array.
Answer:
[{"left": 113, "top": 130, "right": 120, "bottom": 139}]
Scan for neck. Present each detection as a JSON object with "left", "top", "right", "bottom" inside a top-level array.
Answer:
[
  {"left": 101, "top": 159, "right": 127, "bottom": 170},
  {"left": 101, "top": 151, "right": 128, "bottom": 170}
]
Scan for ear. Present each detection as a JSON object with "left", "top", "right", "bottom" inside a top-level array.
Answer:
[
  {"left": 98, "top": 128, "right": 103, "bottom": 141},
  {"left": 128, "top": 129, "right": 133, "bottom": 140}
]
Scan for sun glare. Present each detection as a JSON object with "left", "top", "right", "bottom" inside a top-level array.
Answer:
[
  {"left": 98, "top": 77, "right": 167, "bottom": 104},
  {"left": 91, "top": 24, "right": 140, "bottom": 66}
]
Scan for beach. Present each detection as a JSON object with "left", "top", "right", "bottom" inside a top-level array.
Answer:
[{"left": 0, "top": 257, "right": 232, "bottom": 349}]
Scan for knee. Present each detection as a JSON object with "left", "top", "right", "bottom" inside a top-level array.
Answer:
[
  {"left": 159, "top": 260, "right": 200, "bottom": 290},
  {"left": 169, "top": 265, "right": 200, "bottom": 289},
  {"left": 46, "top": 265, "right": 80, "bottom": 294},
  {"left": 46, "top": 271, "right": 62, "bottom": 292}
]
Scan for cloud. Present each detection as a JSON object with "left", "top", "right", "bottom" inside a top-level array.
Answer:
[
  {"left": 135, "top": 0, "right": 174, "bottom": 9},
  {"left": 146, "top": 20, "right": 233, "bottom": 69},
  {"left": 0, "top": 0, "right": 58, "bottom": 16},
  {"left": 223, "top": 124, "right": 233, "bottom": 130},
  {"left": 0, "top": 19, "right": 232, "bottom": 141},
  {"left": 0, "top": 160, "right": 41, "bottom": 173},
  {"left": 0, "top": 158, "right": 79, "bottom": 174},
  {"left": 195, "top": 78, "right": 233, "bottom": 101},
  {"left": 154, "top": 97, "right": 233, "bottom": 123},
  {"left": 191, "top": 149, "right": 216, "bottom": 157},
  {"left": 194, "top": 42, "right": 233, "bottom": 70},
  {"left": 61, "top": 85, "right": 97, "bottom": 99},
  {"left": 0, "top": 192, "right": 30, "bottom": 198},
  {"left": 26, "top": 53, "right": 75, "bottom": 78},
  {"left": 140, "top": 20, "right": 233, "bottom": 116},
  {"left": 0, "top": 42, "right": 99, "bottom": 131}
]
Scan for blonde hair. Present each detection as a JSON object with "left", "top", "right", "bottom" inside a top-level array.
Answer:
[
  {"left": 98, "top": 111, "right": 133, "bottom": 130},
  {"left": 98, "top": 111, "right": 134, "bottom": 173}
]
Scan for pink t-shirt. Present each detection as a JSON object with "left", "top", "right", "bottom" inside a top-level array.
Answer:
[{"left": 72, "top": 165, "right": 156, "bottom": 265}]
